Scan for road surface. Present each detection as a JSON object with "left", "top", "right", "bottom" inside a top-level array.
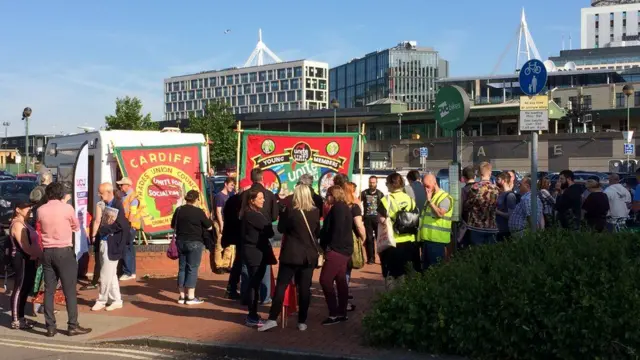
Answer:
[{"left": 0, "top": 337, "right": 218, "bottom": 360}]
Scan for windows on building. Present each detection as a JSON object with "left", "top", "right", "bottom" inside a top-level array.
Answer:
[
  {"left": 635, "top": 91, "right": 640, "bottom": 106},
  {"left": 616, "top": 92, "right": 626, "bottom": 108}
]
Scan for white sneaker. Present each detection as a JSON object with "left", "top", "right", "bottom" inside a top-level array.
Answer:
[
  {"left": 91, "top": 303, "right": 106, "bottom": 311},
  {"left": 297, "top": 323, "right": 308, "bottom": 331},
  {"left": 119, "top": 274, "right": 136, "bottom": 281},
  {"left": 106, "top": 302, "right": 123, "bottom": 311},
  {"left": 258, "top": 319, "right": 278, "bottom": 332}
]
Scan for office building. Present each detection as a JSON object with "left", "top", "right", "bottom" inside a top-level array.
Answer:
[
  {"left": 329, "top": 41, "right": 448, "bottom": 111},
  {"left": 582, "top": 0, "right": 640, "bottom": 49},
  {"left": 164, "top": 60, "right": 329, "bottom": 121},
  {"left": 2, "top": 134, "right": 53, "bottom": 162},
  {"left": 549, "top": 45, "right": 640, "bottom": 70}
]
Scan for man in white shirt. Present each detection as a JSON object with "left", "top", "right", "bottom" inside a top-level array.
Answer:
[{"left": 604, "top": 173, "right": 631, "bottom": 231}]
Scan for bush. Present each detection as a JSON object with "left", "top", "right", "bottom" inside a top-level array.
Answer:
[{"left": 363, "top": 229, "right": 640, "bottom": 360}]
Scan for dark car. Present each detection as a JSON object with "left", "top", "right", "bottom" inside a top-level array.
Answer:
[{"left": 0, "top": 180, "right": 37, "bottom": 228}]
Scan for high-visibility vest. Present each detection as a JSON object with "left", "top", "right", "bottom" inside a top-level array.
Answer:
[
  {"left": 419, "top": 190, "right": 453, "bottom": 244},
  {"left": 380, "top": 191, "right": 417, "bottom": 244},
  {"left": 123, "top": 191, "right": 142, "bottom": 230}
]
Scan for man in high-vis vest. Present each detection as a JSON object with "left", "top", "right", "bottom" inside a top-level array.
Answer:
[
  {"left": 419, "top": 173, "right": 454, "bottom": 271},
  {"left": 116, "top": 177, "right": 140, "bottom": 281}
]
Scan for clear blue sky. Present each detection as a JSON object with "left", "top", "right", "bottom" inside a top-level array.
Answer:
[{"left": 0, "top": 0, "right": 582, "bottom": 135}]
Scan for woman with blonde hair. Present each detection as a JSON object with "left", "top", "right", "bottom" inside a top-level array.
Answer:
[{"left": 259, "top": 184, "right": 320, "bottom": 332}]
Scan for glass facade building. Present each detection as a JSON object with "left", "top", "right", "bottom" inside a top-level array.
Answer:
[
  {"left": 329, "top": 42, "right": 448, "bottom": 110},
  {"left": 164, "top": 60, "right": 328, "bottom": 120}
]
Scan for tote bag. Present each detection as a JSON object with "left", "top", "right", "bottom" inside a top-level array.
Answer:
[
  {"left": 166, "top": 207, "right": 180, "bottom": 260},
  {"left": 351, "top": 233, "right": 365, "bottom": 269},
  {"left": 376, "top": 215, "right": 396, "bottom": 253}
]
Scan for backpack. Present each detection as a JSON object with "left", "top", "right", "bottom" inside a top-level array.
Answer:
[
  {"left": 389, "top": 195, "right": 420, "bottom": 235},
  {"left": 509, "top": 191, "right": 522, "bottom": 205}
]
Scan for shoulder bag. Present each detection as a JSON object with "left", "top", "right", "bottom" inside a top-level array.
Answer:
[
  {"left": 167, "top": 207, "right": 180, "bottom": 260},
  {"left": 300, "top": 209, "right": 323, "bottom": 268}
]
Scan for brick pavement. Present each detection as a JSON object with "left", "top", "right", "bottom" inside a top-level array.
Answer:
[{"left": 77, "top": 261, "right": 392, "bottom": 358}]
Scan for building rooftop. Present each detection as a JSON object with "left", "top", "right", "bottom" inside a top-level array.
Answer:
[
  {"left": 166, "top": 58, "right": 322, "bottom": 79},
  {"left": 550, "top": 45, "right": 640, "bottom": 59},
  {"left": 437, "top": 68, "right": 618, "bottom": 83}
]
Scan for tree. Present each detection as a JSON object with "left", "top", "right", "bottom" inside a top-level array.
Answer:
[
  {"left": 105, "top": 96, "right": 158, "bottom": 130},
  {"left": 187, "top": 102, "right": 236, "bottom": 168}
]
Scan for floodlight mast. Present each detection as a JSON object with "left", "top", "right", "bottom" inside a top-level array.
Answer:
[{"left": 243, "top": 29, "right": 283, "bottom": 67}]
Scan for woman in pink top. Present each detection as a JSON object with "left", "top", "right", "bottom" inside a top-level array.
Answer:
[{"left": 9, "top": 201, "right": 40, "bottom": 329}]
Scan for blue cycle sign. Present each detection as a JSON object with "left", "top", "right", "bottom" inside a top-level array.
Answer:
[{"left": 519, "top": 59, "right": 547, "bottom": 96}]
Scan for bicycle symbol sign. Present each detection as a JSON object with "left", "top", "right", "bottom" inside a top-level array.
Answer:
[{"left": 519, "top": 59, "right": 547, "bottom": 96}]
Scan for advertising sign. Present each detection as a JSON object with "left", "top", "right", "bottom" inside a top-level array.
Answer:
[
  {"left": 73, "top": 141, "right": 90, "bottom": 260},
  {"left": 239, "top": 131, "right": 358, "bottom": 199},
  {"left": 114, "top": 144, "right": 209, "bottom": 235},
  {"left": 434, "top": 85, "right": 471, "bottom": 131}
]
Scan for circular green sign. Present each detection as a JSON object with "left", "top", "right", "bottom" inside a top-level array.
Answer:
[{"left": 434, "top": 85, "right": 471, "bottom": 131}]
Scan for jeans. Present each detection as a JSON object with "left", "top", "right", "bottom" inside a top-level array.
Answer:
[
  {"left": 42, "top": 247, "right": 79, "bottom": 329},
  {"left": 11, "top": 252, "right": 36, "bottom": 322},
  {"left": 177, "top": 241, "right": 203, "bottom": 289},
  {"left": 245, "top": 262, "right": 267, "bottom": 320},
  {"left": 469, "top": 231, "right": 497, "bottom": 246},
  {"left": 240, "top": 263, "right": 271, "bottom": 303},
  {"left": 319, "top": 250, "right": 349, "bottom": 317},
  {"left": 363, "top": 216, "right": 377, "bottom": 263},
  {"left": 268, "top": 264, "right": 314, "bottom": 324},
  {"left": 121, "top": 229, "right": 137, "bottom": 276},
  {"left": 421, "top": 241, "right": 447, "bottom": 271}
]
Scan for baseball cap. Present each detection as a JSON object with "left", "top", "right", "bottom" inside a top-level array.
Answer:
[{"left": 116, "top": 177, "right": 133, "bottom": 186}]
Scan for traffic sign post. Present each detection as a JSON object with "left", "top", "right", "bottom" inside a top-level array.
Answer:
[
  {"left": 434, "top": 85, "right": 471, "bottom": 256},
  {"left": 624, "top": 143, "right": 635, "bottom": 155},
  {"left": 419, "top": 147, "right": 428, "bottom": 172},
  {"left": 519, "top": 59, "right": 548, "bottom": 233},
  {"left": 623, "top": 131, "right": 635, "bottom": 173}
]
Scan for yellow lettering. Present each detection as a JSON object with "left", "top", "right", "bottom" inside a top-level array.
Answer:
[
  {"left": 184, "top": 156, "right": 191, "bottom": 165},
  {"left": 149, "top": 153, "right": 157, "bottom": 163},
  {"left": 159, "top": 153, "right": 166, "bottom": 162},
  {"left": 174, "top": 154, "right": 181, "bottom": 163},
  {"left": 139, "top": 156, "right": 148, "bottom": 166},
  {"left": 130, "top": 159, "right": 138, "bottom": 168}
]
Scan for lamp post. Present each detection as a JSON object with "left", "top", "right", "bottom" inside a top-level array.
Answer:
[
  {"left": 623, "top": 84, "right": 635, "bottom": 173},
  {"left": 623, "top": 84, "right": 634, "bottom": 132},
  {"left": 331, "top": 99, "right": 339, "bottom": 132},
  {"left": 398, "top": 113, "right": 403, "bottom": 140},
  {"left": 22, "top": 107, "right": 32, "bottom": 173},
  {"left": 2, "top": 122, "right": 9, "bottom": 149}
]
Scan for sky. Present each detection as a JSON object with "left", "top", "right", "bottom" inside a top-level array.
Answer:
[{"left": 0, "top": 0, "right": 583, "bottom": 136}]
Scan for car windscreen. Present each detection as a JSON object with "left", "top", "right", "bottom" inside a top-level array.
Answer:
[{"left": 0, "top": 182, "right": 36, "bottom": 197}]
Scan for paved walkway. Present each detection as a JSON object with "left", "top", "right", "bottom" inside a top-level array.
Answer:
[{"left": 0, "top": 263, "right": 395, "bottom": 358}]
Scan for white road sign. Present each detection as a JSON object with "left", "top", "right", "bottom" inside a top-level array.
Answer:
[{"left": 519, "top": 110, "right": 549, "bottom": 131}]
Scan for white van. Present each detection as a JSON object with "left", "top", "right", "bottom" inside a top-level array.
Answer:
[{"left": 43, "top": 130, "right": 208, "bottom": 216}]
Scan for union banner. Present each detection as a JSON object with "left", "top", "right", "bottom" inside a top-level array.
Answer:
[
  {"left": 240, "top": 131, "right": 358, "bottom": 199},
  {"left": 114, "top": 144, "right": 209, "bottom": 235}
]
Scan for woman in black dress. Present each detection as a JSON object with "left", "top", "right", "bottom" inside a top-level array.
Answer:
[
  {"left": 582, "top": 179, "right": 609, "bottom": 232},
  {"left": 240, "top": 189, "right": 276, "bottom": 327}
]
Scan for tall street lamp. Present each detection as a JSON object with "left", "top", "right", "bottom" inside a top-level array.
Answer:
[
  {"left": 623, "top": 84, "right": 635, "bottom": 131},
  {"left": 2, "top": 122, "right": 9, "bottom": 149},
  {"left": 331, "top": 98, "right": 339, "bottom": 132},
  {"left": 22, "top": 107, "right": 32, "bottom": 173}
]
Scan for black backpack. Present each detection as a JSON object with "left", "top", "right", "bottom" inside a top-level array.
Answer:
[{"left": 389, "top": 195, "right": 420, "bottom": 235}]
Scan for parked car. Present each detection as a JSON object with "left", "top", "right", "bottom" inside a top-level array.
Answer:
[
  {"left": 16, "top": 173, "right": 37, "bottom": 182},
  {"left": 0, "top": 180, "right": 37, "bottom": 228}
]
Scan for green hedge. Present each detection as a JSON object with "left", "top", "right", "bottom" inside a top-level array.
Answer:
[{"left": 363, "top": 230, "right": 640, "bottom": 360}]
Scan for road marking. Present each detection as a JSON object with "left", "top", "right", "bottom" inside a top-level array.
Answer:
[{"left": 0, "top": 338, "right": 174, "bottom": 359}]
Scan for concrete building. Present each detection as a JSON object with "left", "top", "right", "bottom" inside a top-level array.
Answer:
[
  {"left": 163, "top": 59, "right": 329, "bottom": 121},
  {"left": 2, "top": 134, "right": 53, "bottom": 162},
  {"left": 329, "top": 41, "right": 448, "bottom": 111},
  {"left": 582, "top": 0, "right": 640, "bottom": 49}
]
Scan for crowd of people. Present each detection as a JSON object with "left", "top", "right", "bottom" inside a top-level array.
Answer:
[{"left": 5, "top": 161, "right": 635, "bottom": 336}]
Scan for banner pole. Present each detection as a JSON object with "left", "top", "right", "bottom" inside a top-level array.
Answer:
[
  {"left": 359, "top": 123, "right": 365, "bottom": 197},
  {"left": 205, "top": 134, "right": 212, "bottom": 174},
  {"left": 235, "top": 121, "right": 242, "bottom": 179}
]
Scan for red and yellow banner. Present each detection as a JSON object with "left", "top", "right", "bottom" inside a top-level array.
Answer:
[
  {"left": 114, "top": 144, "right": 209, "bottom": 235},
  {"left": 240, "top": 131, "right": 358, "bottom": 199}
]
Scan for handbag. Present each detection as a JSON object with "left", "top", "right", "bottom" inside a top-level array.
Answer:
[
  {"left": 390, "top": 194, "right": 420, "bottom": 235},
  {"left": 351, "top": 233, "right": 365, "bottom": 269},
  {"left": 299, "top": 209, "right": 323, "bottom": 268},
  {"left": 167, "top": 207, "right": 180, "bottom": 260},
  {"left": 376, "top": 214, "right": 397, "bottom": 253}
]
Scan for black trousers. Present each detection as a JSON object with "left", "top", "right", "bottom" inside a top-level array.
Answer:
[
  {"left": 380, "top": 242, "right": 420, "bottom": 279},
  {"left": 91, "top": 240, "right": 102, "bottom": 286},
  {"left": 42, "top": 247, "right": 79, "bottom": 329},
  {"left": 268, "top": 264, "right": 314, "bottom": 324},
  {"left": 245, "top": 262, "right": 267, "bottom": 320},
  {"left": 363, "top": 216, "right": 377, "bottom": 263},
  {"left": 10, "top": 253, "right": 36, "bottom": 322},
  {"left": 227, "top": 256, "right": 242, "bottom": 294}
]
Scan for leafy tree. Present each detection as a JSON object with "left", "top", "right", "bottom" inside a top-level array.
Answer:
[
  {"left": 105, "top": 96, "right": 157, "bottom": 130},
  {"left": 187, "top": 101, "right": 236, "bottom": 168}
]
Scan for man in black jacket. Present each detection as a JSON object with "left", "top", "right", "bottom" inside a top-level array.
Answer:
[
  {"left": 91, "top": 182, "right": 130, "bottom": 312},
  {"left": 555, "top": 169, "right": 583, "bottom": 230}
]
